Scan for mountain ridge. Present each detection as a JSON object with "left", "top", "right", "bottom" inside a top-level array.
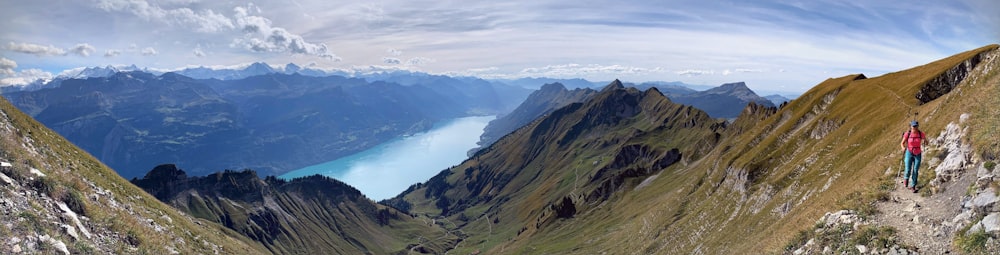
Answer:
[
  {"left": 131, "top": 164, "right": 457, "bottom": 254},
  {"left": 384, "top": 44, "right": 1000, "bottom": 254}
]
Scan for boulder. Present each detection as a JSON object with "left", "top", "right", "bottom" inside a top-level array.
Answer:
[
  {"left": 983, "top": 213, "right": 1000, "bottom": 233},
  {"left": 972, "top": 188, "right": 999, "bottom": 212}
]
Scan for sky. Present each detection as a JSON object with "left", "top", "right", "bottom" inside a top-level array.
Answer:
[{"left": 1, "top": 0, "right": 998, "bottom": 93}]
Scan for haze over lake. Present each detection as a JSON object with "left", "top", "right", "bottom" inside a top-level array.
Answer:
[{"left": 281, "top": 116, "right": 495, "bottom": 200}]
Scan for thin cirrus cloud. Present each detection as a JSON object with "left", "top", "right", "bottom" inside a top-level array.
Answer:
[{"left": 95, "top": 0, "right": 235, "bottom": 33}]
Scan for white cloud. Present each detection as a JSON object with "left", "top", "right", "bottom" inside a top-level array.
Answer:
[
  {"left": 142, "top": 47, "right": 158, "bottom": 56},
  {"left": 382, "top": 57, "right": 401, "bottom": 64},
  {"left": 69, "top": 43, "right": 96, "bottom": 57},
  {"left": 0, "top": 57, "right": 16, "bottom": 76},
  {"left": 231, "top": 4, "right": 339, "bottom": 60},
  {"left": 105, "top": 49, "right": 121, "bottom": 57},
  {"left": 96, "top": 0, "right": 234, "bottom": 33},
  {"left": 1, "top": 68, "right": 54, "bottom": 87},
  {"left": 193, "top": 46, "right": 205, "bottom": 57},
  {"left": 4, "top": 42, "right": 66, "bottom": 56},
  {"left": 675, "top": 69, "right": 714, "bottom": 76},
  {"left": 405, "top": 57, "right": 434, "bottom": 66}
]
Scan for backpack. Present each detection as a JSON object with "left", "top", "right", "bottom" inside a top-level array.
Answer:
[{"left": 904, "top": 130, "right": 923, "bottom": 155}]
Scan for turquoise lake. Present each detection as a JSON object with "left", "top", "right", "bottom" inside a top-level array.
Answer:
[{"left": 279, "top": 115, "right": 495, "bottom": 200}]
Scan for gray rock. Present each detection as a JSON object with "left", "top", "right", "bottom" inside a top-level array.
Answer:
[
  {"left": 972, "top": 189, "right": 998, "bottom": 211},
  {"left": 0, "top": 172, "right": 13, "bottom": 185},
  {"left": 61, "top": 224, "right": 79, "bottom": 241},
  {"left": 982, "top": 212, "right": 1000, "bottom": 233}
]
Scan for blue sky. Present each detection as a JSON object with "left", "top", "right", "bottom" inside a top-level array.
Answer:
[{"left": 1, "top": 0, "right": 997, "bottom": 93}]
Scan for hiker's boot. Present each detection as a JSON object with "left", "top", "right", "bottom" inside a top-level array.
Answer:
[{"left": 903, "top": 179, "right": 909, "bottom": 187}]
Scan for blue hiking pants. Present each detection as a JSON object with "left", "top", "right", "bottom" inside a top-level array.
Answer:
[{"left": 904, "top": 150, "right": 921, "bottom": 188}]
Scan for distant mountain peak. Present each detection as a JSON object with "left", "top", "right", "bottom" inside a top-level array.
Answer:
[
  {"left": 601, "top": 79, "right": 625, "bottom": 92},
  {"left": 539, "top": 82, "right": 568, "bottom": 92},
  {"left": 285, "top": 63, "right": 301, "bottom": 73}
]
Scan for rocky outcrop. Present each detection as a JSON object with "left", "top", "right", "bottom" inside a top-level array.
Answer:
[
  {"left": 916, "top": 50, "right": 990, "bottom": 104},
  {"left": 587, "top": 145, "right": 681, "bottom": 202},
  {"left": 929, "top": 114, "right": 974, "bottom": 189},
  {"left": 787, "top": 210, "right": 917, "bottom": 255}
]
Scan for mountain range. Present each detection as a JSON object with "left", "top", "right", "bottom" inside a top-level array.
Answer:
[
  {"left": 472, "top": 80, "right": 777, "bottom": 153},
  {"left": 2, "top": 71, "right": 530, "bottom": 177},
  {"left": 1, "top": 45, "right": 997, "bottom": 254}
]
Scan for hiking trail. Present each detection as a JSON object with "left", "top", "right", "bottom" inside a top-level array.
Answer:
[{"left": 872, "top": 162, "right": 975, "bottom": 254}]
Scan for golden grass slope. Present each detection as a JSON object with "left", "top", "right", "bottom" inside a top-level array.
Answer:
[
  {"left": 396, "top": 44, "right": 998, "bottom": 254},
  {"left": 528, "top": 44, "right": 999, "bottom": 254}
]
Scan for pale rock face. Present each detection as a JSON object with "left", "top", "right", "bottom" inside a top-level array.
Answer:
[{"left": 930, "top": 120, "right": 972, "bottom": 188}]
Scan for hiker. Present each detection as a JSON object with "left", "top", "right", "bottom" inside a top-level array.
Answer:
[{"left": 900, "top": 120, "right": 926, "bottom": 193}]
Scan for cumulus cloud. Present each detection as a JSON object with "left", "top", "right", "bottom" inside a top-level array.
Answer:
[
  {"left": 231, "top": 4, "right": 339, "bottom": 60},
  {"left": 96, "top": 0, "right": 234, "bottom": 33},
  {"left": 141, "top": 47, "right": 158, "bottom": 56},
  {"left": 0, "top": 57, "right": 16, "bottom": 76},
  {"left": 1, "top": 68, "right": 54, "bottom": 87},
  {"left": 383, "top": 57, "right": 401, "bottom": 64},
  {"left": 69, "top": 43, "right": 96, "bottom": 57},
  {"left": 93, "top": 1, "right": 338, "bottom": 60},
  {"left": 4, "top": 42, "right": 66, "bottom": 56},
  {"left": 105, "top": 49, "right": 122, "bottom": 57}
]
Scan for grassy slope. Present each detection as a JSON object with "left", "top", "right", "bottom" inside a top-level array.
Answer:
[
  {"left": 398, "top": 85, "right": 725, "bottom": 254},
  {"left": 0, "top": 96, "right": 269, "bottom": 254},
  {"left": 399, "top": 45, "right": 998, "bottom": 254},
  {"left": 520, "top": 44, "right": 999, "bottom": 254}
]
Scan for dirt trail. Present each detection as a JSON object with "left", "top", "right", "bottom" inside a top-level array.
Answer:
[{"left": 873, "top": 165, "right": 975, "bottom": 254}]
